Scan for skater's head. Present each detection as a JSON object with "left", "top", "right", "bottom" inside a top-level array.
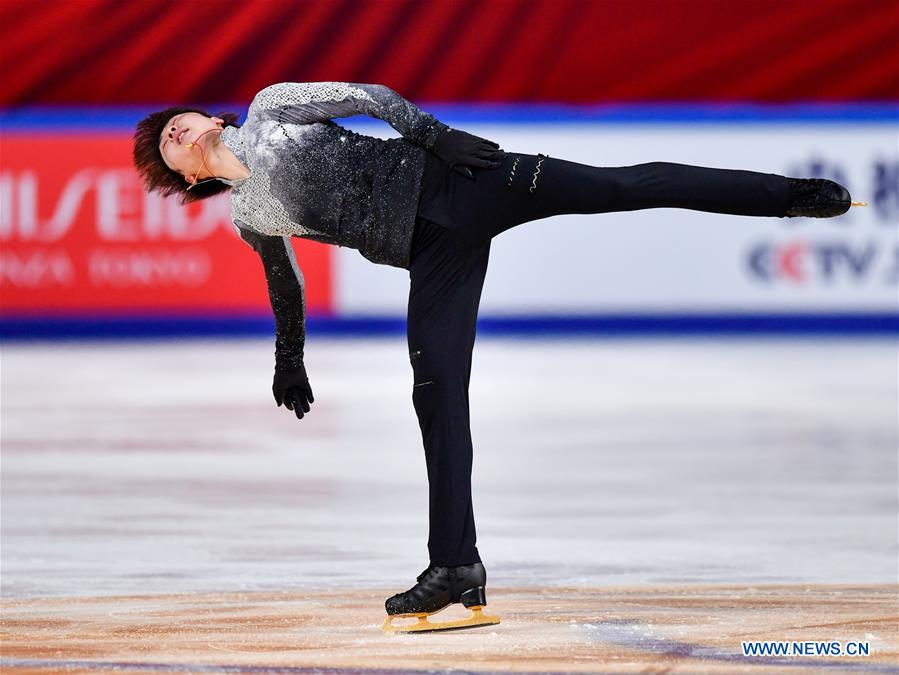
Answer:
[{"left": 132, "top": 107, "right": 240, "bottom": 206}]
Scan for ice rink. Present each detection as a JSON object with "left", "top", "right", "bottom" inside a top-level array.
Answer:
[{"left": 2, "top": 337, "right": 897, "bottom": 672}]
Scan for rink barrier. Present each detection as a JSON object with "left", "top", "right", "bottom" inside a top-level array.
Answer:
[
  {"left": 2, "top": 104, "right": 896, "bottom": 336},
  {"left": 0, "top": 312, "right": 896, "bottom": 340},
  {"left": 2, "top": 103, "right": 898, "bottom": 130}
]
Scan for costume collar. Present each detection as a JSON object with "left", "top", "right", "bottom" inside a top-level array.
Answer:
[{"left": 218, "top": 125, "right": 250, "bottom": 187}]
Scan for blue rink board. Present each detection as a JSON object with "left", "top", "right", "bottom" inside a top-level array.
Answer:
[
  {"left": 1, "top": 103, "right": 897, "bottom": 130},
  {"left": 1, "top": 312, "right": 897, "bottom": 340}
]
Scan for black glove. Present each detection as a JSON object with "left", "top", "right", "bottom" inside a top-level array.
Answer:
[
  {"left": 431, "top": 128, "right": 505, "bottom": 179},
  {"left": 272, "top": 362, "right": 314, "bottom": 420}
]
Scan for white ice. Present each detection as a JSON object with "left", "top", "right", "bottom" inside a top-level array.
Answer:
[{"left": 1, "top": 337, "right": 896, "bottom": 599}]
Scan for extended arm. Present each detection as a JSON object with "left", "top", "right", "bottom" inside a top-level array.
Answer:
[
  {"left": 237, "top": 223, "right": 314, "bottom": 419},
  {"left": 251, "top": 81, "right": 447, "bottom": 150},
  {"left": 252, "top": 81, "right": 505, "bottom": 177}
]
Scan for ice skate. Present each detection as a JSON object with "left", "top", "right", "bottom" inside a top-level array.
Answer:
[
  {"left": 785, "top": 177, "right": 865, "bottom": 217},
  {"left": 382, "top": 562, "right": 500, "bottom": 633}
]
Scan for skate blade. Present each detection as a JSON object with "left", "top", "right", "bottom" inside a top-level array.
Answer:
[
  {"left": 850, "top": 201, "right": 868, "bottom": 207},
  {"left": 382, "top": 606, "right": 500, "bottom": 633}
]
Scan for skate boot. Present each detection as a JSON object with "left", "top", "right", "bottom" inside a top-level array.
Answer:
[
  {"left": 382, "top": 562, "right": 500, "bottom": 633},
  {"left": 785, "top": 178, "right": 864, "bottom": 218}
]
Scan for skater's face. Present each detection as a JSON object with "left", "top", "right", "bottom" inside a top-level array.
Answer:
[{"left": 158, "top": 112, "right": 224, "bottom": 184}]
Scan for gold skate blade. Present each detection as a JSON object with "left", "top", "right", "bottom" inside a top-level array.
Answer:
[
  {"left": 382, "top": 606, "right": 500, "bottom": 633},
  {"left": 851, "top": 201, "right": 868, "bottom": 207}
]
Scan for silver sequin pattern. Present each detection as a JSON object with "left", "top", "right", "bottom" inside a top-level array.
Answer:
[
  {"left": 218, "top": 82, "right": 449, "bottom": 365},
  {"left": 221, "top": 81, "right": 447, "bottom": 269}
]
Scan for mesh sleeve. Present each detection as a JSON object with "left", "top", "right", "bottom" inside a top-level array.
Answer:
[
  {"left": 250, "top": 81, "right": 447, "bottom": 150},
  {"left": 236, "top": 223, "right": 306, "bottom": 368}
]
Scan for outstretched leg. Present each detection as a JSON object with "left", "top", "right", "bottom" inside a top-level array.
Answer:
[
  {"left": 437, "top": 153, "right": 795, "bottom": 247},
  {"left": 518, "top": 157, "right": 791, "bottom": 220},
  {"left": 406, "top": 216, "right": 490, "bottom": 566}
]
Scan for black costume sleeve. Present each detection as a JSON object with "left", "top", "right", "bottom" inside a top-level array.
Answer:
[
  {"left": 250, "top": 81, "right": 448, "bottom": 150},
  {"left": 236, "top": 223, "right": 306, "bottom": 369}
]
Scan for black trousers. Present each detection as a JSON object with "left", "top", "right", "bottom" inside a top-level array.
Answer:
[{"left": 407, "top": 150, "right": 791, "bottom": 566}]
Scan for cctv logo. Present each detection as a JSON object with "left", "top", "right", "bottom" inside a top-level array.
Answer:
[{"left": 747, "top": 241, "right": 898, "bottom": 285}]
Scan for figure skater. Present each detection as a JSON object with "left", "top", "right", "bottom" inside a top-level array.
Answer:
[{"left": 133, "top": 82, "right": 859, "bottom": 632}]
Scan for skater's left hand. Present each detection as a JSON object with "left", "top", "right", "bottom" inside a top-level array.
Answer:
[
  {"left": 432, "top": 128, "right": 505, "bottom": 179},
  {"left": 272, "top": 362, "right": 314, "bottom": 420}
]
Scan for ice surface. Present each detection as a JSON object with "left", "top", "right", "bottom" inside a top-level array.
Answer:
[{"left": 1, "top": 337, "right": 896, "bottom": 599}]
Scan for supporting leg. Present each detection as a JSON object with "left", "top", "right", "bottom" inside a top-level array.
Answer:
[{"left": 406, "top": 217, "right": 491, "bottom": 566}]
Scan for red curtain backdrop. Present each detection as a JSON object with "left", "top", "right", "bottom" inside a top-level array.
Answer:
[{"left": 2, "top": 0, "right": 896, "bottom": 106}]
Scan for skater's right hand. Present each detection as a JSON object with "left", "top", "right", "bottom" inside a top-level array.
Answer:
[{"left": 272, "top": 362, "right": 314, "bottom": 420}]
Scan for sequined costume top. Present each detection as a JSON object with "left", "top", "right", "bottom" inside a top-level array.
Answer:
[{"left": 217, "top": 82, "right": 449, "bottom": 368}]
